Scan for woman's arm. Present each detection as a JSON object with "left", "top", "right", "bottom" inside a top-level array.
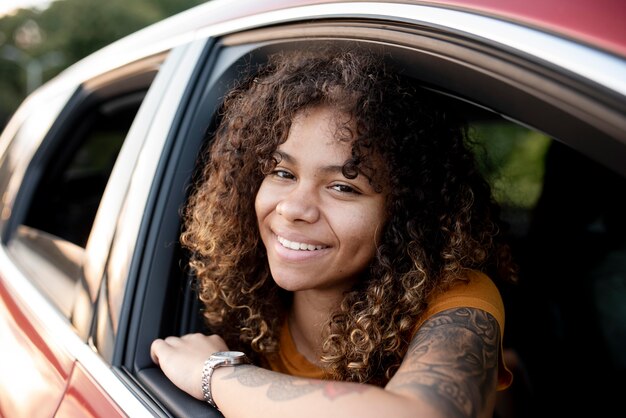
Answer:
[
  {"left": 150, "top": 306, "right": 500, "bottom": 418},
  {"left": 385, "top": 306, "right": 500, "bottom": 418}
]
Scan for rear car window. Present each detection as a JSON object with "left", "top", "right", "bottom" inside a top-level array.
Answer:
[
  {"left": 23, "top": 94, "right": 141, "bottom": 248},
  {"left": 3, "top": 63, "right": 160, "bottom": 319}
]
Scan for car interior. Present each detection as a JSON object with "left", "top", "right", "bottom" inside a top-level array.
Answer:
[{"left": 3, "top": 20, "right": 624, "bottom": 418}]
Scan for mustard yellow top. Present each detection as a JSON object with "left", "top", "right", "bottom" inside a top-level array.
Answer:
[{"left": 264, "top": 270, "right": 513, "bottom": 390}]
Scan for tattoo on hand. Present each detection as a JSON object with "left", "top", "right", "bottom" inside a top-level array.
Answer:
[{"left": 224, "top": 366, "right": 368, "bottom": 401}]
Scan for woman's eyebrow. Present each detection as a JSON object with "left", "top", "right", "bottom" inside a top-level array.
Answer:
[
  {"left": 278, "top": 150, "right": 347, "bottom": 175},
  {"left": 277, "top": 149, "right": 372, "bottom": 182}
]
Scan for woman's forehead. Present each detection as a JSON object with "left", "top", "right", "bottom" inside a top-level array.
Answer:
[{"left": 279, "top": 108, "right": 353, "bottom": 159}]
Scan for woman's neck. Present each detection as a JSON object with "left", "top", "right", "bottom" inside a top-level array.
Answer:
[{"left": 289, "top": 290, "right": 342, "bottom": 365}]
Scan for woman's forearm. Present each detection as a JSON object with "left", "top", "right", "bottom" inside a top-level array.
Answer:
[{"left": 211, "top": 365, "right": 439, "bottom": 418}]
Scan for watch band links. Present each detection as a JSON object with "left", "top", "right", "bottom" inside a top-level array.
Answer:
[{"left": 202, "top": 358, "right": 218, "bottom": 409}]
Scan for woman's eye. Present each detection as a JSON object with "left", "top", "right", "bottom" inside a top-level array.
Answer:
[
  {"left": 331, "top": 184, "right": 360, "bottom": 194},
  {"left": 272, "top": 169, "right": 294, "bottom": 180}
]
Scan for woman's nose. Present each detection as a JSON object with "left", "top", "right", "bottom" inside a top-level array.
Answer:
[{"left": 276, "top": 185, "right": 320, "bottom": 223}]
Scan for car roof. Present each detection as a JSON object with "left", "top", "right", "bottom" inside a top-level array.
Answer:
[
  {"left": 157, "top": 0, "right": 626, "bottom": 57},
  {"left": 427, "top": 0, "right": 626, "bottom": 59},
  {"left": 50, "top": 0, "right": 626, "bottom": 94},
  {"left": 160, "top": 0, "right": 626, "bottom": 58}
]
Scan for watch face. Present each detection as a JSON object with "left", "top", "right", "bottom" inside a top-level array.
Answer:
[
  {"left": 213, "top": 351, "right": 246, "bottom": 359},
  {"left": 210, "top": 351, "right": 250, "bottom": 366}
]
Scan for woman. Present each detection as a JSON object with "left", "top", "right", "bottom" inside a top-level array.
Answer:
[{"left": 151, "top": 47, "right": 516, "bottom": 418}]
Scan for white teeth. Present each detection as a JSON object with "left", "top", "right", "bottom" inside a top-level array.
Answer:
[{"left": 278, "top": 236, "right": 327, "bottom": 251}]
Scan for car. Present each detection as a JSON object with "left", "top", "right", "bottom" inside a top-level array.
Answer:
[{"left": 1, "top": 0, "right": 624, "bottom": 417}]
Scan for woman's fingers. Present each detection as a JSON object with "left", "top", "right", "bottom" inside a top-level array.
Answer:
[{"left": 149, "top": 333, "right": 231, "bottom": 400}]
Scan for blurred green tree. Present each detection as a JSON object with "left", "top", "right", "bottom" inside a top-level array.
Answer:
[{"left": 0, "top": 0, "right": 206, "bottom": 127}]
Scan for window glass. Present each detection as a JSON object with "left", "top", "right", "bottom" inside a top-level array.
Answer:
[
  {"left": 23, "top": 94, "right": 142, "bottom": 248},
  {"left": 0, "top": 91, "right": 71, "bottom": 229},
  {"left": 7, "top": 88, "right": 149, "bottom": 318}
]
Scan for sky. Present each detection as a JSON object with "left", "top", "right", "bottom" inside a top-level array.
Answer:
[{"left": 0, "top": 0, "right": 54, "bottom": 16}]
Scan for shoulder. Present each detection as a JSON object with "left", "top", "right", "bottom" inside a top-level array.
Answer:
[
  {"left": 415, "top": 270, "right": 505, "bottom": 334},
  {"left": 408, "top": 270, "right": 513, "bottom": 391},
  {"left": 387, "top": 293, "right": 502, "bottom": 417}
]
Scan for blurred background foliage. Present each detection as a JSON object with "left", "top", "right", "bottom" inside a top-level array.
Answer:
[
  {"left": 471, "top": 122, "right": 551, "bottom": 235},
  {"left": 0, "top": 0, "right": 206, "bottom": 128},
  {"left": 472, "top": 122, "right": 550, "bottom": 209}
]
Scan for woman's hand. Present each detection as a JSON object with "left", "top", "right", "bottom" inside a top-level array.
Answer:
[{"left": 150, "top": 333, "right": 229, "bottom": 400}]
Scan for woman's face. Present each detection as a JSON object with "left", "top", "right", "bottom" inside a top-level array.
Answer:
[{"left": 255, "top": 106, "right": 387, "bottom": 296}]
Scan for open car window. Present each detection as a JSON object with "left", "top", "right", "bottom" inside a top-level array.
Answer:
[{"left": 112, "top": 19, "right": 626, "bottom": 417}]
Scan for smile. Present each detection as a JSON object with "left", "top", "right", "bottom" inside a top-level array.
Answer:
[{"left": 277, "top": 236, "right": 328, "bottom": 251}]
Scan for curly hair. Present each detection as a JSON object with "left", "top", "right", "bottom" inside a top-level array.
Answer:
[{"left": 181, "top": 46, "right": 517, "bottom": 385}]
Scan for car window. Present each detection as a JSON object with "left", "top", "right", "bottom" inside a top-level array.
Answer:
[
  {"left": 4, "top": 60, "right": 161, "bottom": 320},
  {"left": 23, "top": 93, "right": 142, "bottom": 248},
  {"left": 117, "top": 24, "right": 626, "bottom": 418}
]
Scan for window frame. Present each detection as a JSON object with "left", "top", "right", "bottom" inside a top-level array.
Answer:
[{"left": 87, "top": 37, "right": 212, "bottom": 365}]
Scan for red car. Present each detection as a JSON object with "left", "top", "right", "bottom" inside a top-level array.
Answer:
[{"left": 1, "top": 1, "right": 624, "bottom": 417}]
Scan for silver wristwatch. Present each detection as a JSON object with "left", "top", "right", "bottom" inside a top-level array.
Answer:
[{"left": 201, "top": 351, "right": 250, "bottom": 409}]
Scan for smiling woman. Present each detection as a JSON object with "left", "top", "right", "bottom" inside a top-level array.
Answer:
[{"left": 150, "top": 47, "right": 517, "bottom": 418}]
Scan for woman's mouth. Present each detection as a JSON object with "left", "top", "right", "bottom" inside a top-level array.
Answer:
[{"left": 277, "top": 236, "right": 328, "bottom": 251}]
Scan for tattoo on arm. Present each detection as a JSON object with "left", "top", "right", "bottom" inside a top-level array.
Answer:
[
  {"left": 386, "top": 307, "right": 500, "bottom": 418},
  {"left": 223, "top": 365, "right": 368, "bottom": 402}
]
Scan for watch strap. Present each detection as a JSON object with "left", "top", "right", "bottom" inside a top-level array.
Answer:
[
  {"left": 201, "top": 352, "right": 250, "bottom": 410},
  {"left": 201, "top": 357, "right": 218, "bottom": 408}
]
